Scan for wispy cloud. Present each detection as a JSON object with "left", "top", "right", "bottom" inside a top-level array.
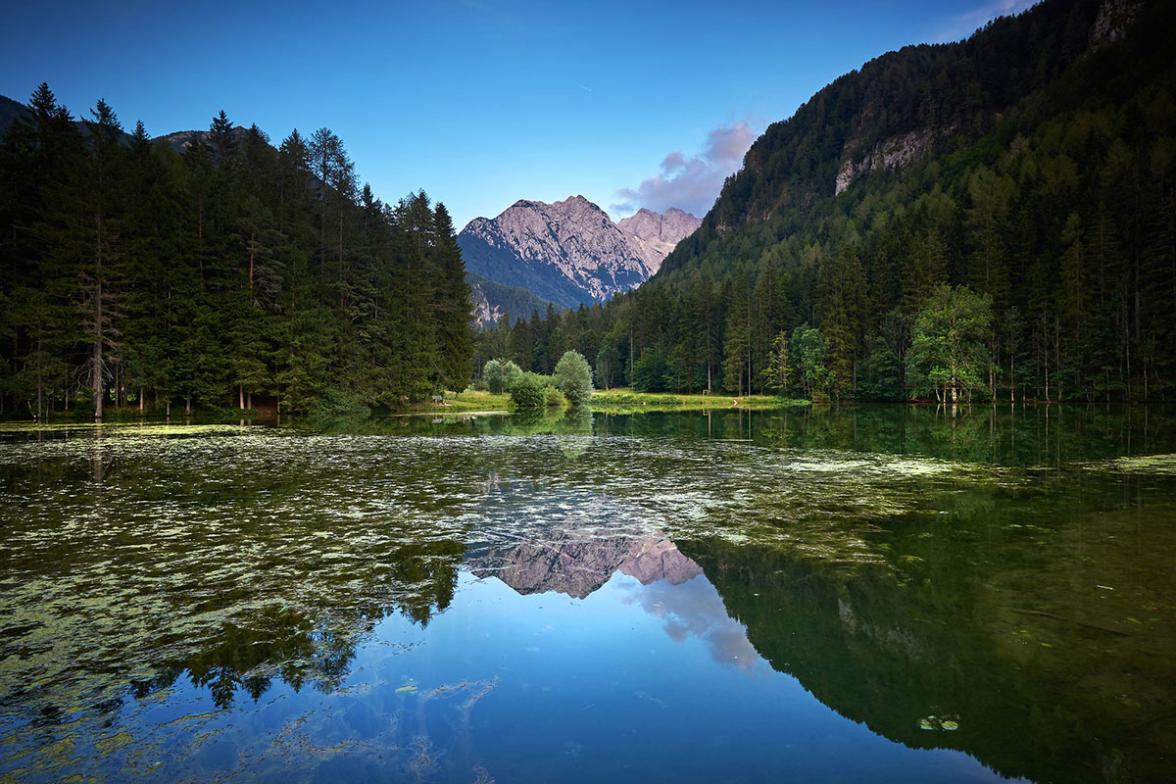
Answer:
[
  {"left": 613, "top": 121, "right": 757, "bottom": 218},
  {"left": 934, "top": 0, "right": 1039, "bottom": 42},
  {"left": 623, "top": 574, "right": 764, "bottom": 671}
]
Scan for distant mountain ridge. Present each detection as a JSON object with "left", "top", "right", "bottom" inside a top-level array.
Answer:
[
  {"left": 0, "top": 93, "right": 135, "bottom": 146},
  {"left": 0, "top": 95, "right": 29, "bottom": 139},
  {"left": 617, "top": 207, "right": 701, "bottom": 275},
  {"left": 155, "top": 126, "right": 254, "bottom": 154},
  {"left": 0, "top": 95, "right": 244, "bottom": 153},
  {"left": 458, "top": 195, "right": 699, "bottom": 319}
]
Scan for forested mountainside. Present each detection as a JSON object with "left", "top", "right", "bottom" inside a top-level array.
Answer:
[
  {"left": 468, "top": 273, "right": 553, "bottom": 327},
  {"left": 458, "top": 195, "right": 698, "bottom": 314},
  {"left": 485, "top": 0, "right": 1176, "bottom": 401},
  {"left": 0, "top": 85, "right": 475, "bottom": 419}
]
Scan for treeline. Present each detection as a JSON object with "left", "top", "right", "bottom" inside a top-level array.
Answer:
[
  {"left": 480, "top": 0, "right": 1176, "bottom": 402},
  {"left": 0, "top": 84, "right": 474, "bottom": 420}
]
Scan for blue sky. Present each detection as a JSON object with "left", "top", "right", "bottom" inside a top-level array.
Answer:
[{"left": 0, "top": 0, "right": 1034, "bottom": 227}]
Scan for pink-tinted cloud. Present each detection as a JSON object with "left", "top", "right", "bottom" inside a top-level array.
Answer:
[{"left": 614, "top": 122, "right": 756, "bottom": 217}]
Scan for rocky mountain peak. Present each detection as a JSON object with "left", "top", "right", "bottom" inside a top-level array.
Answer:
[
  {"left": 617, "top": 206, "right": 701, "bottom": 274},
  {"left": 458, "top": 195, "right": 650, "bottom": 309},
  {"left": 458, "top": 196, "right": 700, "bottom": 317}
]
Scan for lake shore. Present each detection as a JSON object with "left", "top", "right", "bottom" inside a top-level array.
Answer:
[{"left": 409, "top": 388, "right": 810, "bottom": 415}]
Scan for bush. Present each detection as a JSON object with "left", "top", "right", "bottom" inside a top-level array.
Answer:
[
  {"left": 483, "top": 358, "right": 524, "bottom": 394},
  {"left": 544, "top": 385, "right": 567, "bottom": 407},
  {"left": 509, "top": 374, "right": 548, "bottom": 412},
  {"left": 481, "top": 359, "right": 502, "bottom": 391},
  {"left": 502, "top": 362, "right": 525, "bottom": 392},
  {"left": 553, "top": 350, "right": 593, "bottom": 405}
]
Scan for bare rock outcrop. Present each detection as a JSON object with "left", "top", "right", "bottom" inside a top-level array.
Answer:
[{"left": 617, "top": 207, "right": 701, "bottom": 275}]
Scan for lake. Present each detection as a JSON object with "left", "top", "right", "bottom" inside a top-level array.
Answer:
[{"left": 1, "top": 405, "right": 1174, "bottom": 783}]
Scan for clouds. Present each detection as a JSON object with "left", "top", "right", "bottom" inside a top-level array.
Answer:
[
  {"left": 934, "top": 0, "right": 1038, "bottom": 42},
  {"left": 623, "top": 573, "right": 764, "bottom": 672},
  {"left": 614, "top": 121, "right": 756, "bottom": 218}
]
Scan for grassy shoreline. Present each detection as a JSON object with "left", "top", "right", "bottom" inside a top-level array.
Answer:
[
  {"left": 405, "top": 390, "right": 513, "bottom": 413},
  {"left": 590, "top": 388, "right": 809, "bottom": 413},
  {"left": 408, "top": 387, "right": 810, "bottom": 415},
  {"left": 2, "top": 388, "right": 810, "bottom": 424}
]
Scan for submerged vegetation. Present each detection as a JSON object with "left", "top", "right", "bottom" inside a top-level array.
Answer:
[{"left": 1, "top": 406, "right": 1174, "bottom": 782}]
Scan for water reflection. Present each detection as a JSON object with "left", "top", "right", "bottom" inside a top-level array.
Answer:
[{"left": 0, "top": 407, "right": 1174, "bottom": 782}]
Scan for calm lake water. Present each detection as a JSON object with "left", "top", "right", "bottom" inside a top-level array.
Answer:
[{"left": 1, "top": 405, "right": 1174, "bottom": 783}]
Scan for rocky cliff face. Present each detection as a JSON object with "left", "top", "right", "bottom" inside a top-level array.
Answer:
[
  {"left": 1091, "top": 0, "right": 1142, "bottom": 46},
  {"left": 459, "top": 195, "right": 649, "bottom": 309},
  {"left": 458, "top": 196, "right": 698, "bottom": 313},
  {"left": 467, "top": 273, "right": 553, "bottom": 327},
  {"left": 835, "top": 128, "right": 938, "bottom": 195},
  {"left": 617, "top": 207, "right": 701, "bottom": 274}
]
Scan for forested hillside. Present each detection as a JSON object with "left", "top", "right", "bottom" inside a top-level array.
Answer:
[
  {"left": 486, "top": 0, "right": 1176, "bottom": 402},
  {"left": 0, "top": 85, "right": 474, "bottom": 419}
]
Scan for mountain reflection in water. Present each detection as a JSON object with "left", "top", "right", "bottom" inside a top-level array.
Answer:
[{"left": 1, "top": 406, "right": 1174, "bottom": 783}]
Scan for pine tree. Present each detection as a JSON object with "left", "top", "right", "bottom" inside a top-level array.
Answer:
[
  {"left": 431, "top": 203, "right": 474, "bottom": 391},
  {"left": 760, "top": 330, "right": 791, "bottom": 395}
]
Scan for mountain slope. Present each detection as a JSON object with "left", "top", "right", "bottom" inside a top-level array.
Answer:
[
  {"left": 661, "top": 0, "right": 1134, "bottom": 277},
  {"left": 458, "top": 197, "right": 698, "bottom": 315},
  {"left": 467, "top": 272, "right": 554, "bottom": 326},
  {"left": 0, "top": 95, "right": 31, "bottom": 139},
  {"left": 458, "top": 195, "right": 650, "bottom": 309},
  {"left": 0, "top": 92, "right": 135, "bottom": 147},
  {"left": 495, "top": 0, "right": 1176, "bottom": 402},
  {"left": 617, "top": 207, "right": 701, "bottom": 274}
]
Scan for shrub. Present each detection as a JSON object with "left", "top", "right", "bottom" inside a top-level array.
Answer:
[
  {"left": 503, "top": 361, "right": 525, "bottom": 392},
  {"left": 544, "top": 385, "right": 566, "bottom": 407},
  {"left": 482, "top": 358, "right": 525, "bottom": 394},
  {"left": 482, "top": 357, "right": 525, "bottom": 394},
  {"left": 553, "top": 350, "right": 593, "bottom": 406},
  {"left": 509, "top": 373, "right": 547, "bottom": 412}
]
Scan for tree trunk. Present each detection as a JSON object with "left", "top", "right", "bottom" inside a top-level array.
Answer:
[
  {"left": 1009, "top": 354, "right": 1015, "bottom": 402},
  {"left": 1055, "top": 316, "right": 1062, "bottom": 403},
  {"left": 35, "top": 352, "right": 42, "bottom": 421},
  {"left": 1044, "top": 351, "right": 1050, "bottom": 402},
  {"left": 629, "top": 332, "right": 634, "bottom": 381}
]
